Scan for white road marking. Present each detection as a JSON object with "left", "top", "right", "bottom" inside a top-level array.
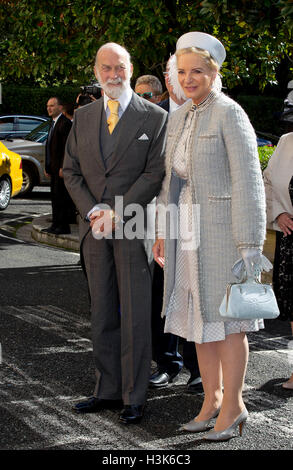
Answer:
[{"left": 1, "top": 305, "right": 292, "bottom": 450}]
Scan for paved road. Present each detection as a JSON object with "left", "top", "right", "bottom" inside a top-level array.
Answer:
[{"left": 0, "top": 189, "right": 292, "bottom": 456}]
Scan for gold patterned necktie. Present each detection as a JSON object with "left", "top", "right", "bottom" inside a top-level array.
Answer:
[{"left": 107, "top": 100, "right": 119, "bottom": 134}]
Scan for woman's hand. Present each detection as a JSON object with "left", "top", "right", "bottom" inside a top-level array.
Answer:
[
  {"left": 277, "top": 212, "right": 293, "bottom": 236},
  {"left": 152, "top": 238, "right": 165, "bottom": 268}
]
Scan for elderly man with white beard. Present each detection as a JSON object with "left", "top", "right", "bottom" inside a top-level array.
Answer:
[{"left": 63, "top": 42, "right": 168, "bottom": 424}]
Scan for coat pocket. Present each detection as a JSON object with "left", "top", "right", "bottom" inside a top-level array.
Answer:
[
  {"left": 207, "top": 195, "right": 232, "bottom": 223},
  {"left": 197, "top": 134, "right": 218, "bottom": 155}
]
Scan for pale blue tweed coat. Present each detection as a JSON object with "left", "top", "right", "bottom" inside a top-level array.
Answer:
[{"left": 157, "top": 90, "right": 267, "bottom": 323}]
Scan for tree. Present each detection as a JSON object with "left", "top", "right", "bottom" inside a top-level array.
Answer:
[
  {"left": 0, "top": 0, "right": 292, "bottom": 92},
  {"left": 199, "top": 0, "right": 293, "bottom": 91}
]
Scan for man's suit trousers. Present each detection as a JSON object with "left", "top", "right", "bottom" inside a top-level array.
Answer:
[
  {"left": 50, "top": 173, "right": 75, "bottom": 229},
  {"left": 82, "top": 233, "right": 152, "bottom": 405}
]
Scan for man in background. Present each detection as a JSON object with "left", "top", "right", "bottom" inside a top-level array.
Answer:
[
  {"left": 43, "top": 96, "right": 75, "bottom": 235},
  {"left": 135, "top": 75, "right": 162, "bottom": 104}
]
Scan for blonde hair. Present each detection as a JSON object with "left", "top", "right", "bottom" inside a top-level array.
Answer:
[{"left": 176, "top": 47, "right": 219, "bottom": 72}]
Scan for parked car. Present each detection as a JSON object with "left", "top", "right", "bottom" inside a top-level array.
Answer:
[
  {"left": 3, "top": 120, "right": 50, "bottom": 195},
  {"left": 256, "top": 135, "right": 273, "bottom": 147},
  {"left": 0, "top": 141, "right": 23, "bottom": 210},
  {"left": 256, "top": 131, "right": 280, "bottom": 147},
  {"left": 0, "top": 114, "right": 49, "bottom": 140}
]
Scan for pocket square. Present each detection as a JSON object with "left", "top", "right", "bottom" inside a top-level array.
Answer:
[{"left": 138, "top": 133, "right": 149, "bottom": 141}]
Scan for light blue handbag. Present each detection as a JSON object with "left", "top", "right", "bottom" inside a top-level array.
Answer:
[{"left": 219, "top": 279, "right": 280, "bottom": 320}]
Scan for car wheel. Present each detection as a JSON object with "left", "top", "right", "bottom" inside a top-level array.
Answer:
[
  {"left": 20, "top": 165, "right": 35, "bottom": 195},
  {"left": 0, "top": 177, "right": 12, "bottom": 210}
]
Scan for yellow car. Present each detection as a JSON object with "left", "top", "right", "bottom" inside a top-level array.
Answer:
[{"left": 0, "top": 141, "right": 23, "bottom": 210}]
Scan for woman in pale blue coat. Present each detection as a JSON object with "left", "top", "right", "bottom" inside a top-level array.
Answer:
[{"left": 153, "top": 32, "right": 267, "bottom": 441}]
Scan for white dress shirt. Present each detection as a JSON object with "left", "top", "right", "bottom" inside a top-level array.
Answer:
[
  {"left": 103, "top": 87, "right": 133, "bottom": 119},
  {"left": 52, "top": 113, "right": 62, "bottom": 126},
  {"left": 169, "top": 97, "right": 182, "bottom": 114}
]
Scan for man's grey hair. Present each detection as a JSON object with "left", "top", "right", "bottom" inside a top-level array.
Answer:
[
  {"left": 95, "top": 42, "right": 131, "bottom": 67},
  {"left": 135, "top": 75, "right": 163, "bottom": 95}
]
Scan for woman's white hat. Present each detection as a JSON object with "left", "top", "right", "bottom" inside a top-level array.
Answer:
[{"left": 176, "top": 32, "right": 226, "bottom": 67}]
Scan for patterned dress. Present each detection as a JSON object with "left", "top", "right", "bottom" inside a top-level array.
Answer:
[
  {"left": 273, "top": 176, "right": 293, "bottom": 322},
  {"left": 164, "top": 101, "right": 264, "bottom": 343}
]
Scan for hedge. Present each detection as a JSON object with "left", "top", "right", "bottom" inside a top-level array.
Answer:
[
  {"left": 0, "top": 84, "right": 81, "bottom": 116},
  {"left": 258, "top": 145, "right": 276, "bottom": 171},
  {"left": 0, "top": 85, "right": 285, "bottom": 137},
  {"left": 236, "top": 95, "right": 284, "bottom": 138}
]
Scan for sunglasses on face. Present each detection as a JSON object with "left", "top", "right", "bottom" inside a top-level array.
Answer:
[{"left": 136, "top": 92, "right": 153, "bottom": 100}]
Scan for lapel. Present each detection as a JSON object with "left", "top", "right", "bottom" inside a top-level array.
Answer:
[
  {"left": 84, "top": 99, "right": 106, "bottom": 171},
  {"left": 47, "top": 116, "right": 59, "bottom": 148},
  {"left": 47, "top": 120, "right": 54, "bottom": 142},
  {"left": 47, "top": 116, "right": 61, "bottom": 155},
  {"left": 105, "top": 91, "right": 149, "bottom": 173}
]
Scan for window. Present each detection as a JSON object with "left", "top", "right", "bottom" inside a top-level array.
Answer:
[
  {"left": 17, "top": 117, "right": 43, "bottom": 132},
  {"left": 0, "top": 117, "right": 15, "bottom": 132},
  {"left": 24, "top": 120, "right": 50, "bottom": 143}
]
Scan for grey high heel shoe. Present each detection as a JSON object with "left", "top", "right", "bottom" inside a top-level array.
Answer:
[
  {"left": 203, "top": 408, "right": 248, "bottom": 441},
  {"left": 179, "top": 408, "right": 220, "bottom": 432}
]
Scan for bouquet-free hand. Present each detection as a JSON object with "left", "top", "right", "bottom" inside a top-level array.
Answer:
[
  {"left": 232, "top": 248, "right": 272, "bottom": 281},
  {"left": 90, "top": 210, "right": 117, "bottom": 239},
  {"left": 152, "top": 238, "right": 165, "bottom": 268},
  {"left": 277, "top": 212, "right": 293, "bottom": 236},
  {"left": 240, "top": 247, "right": 262, "bottom": 279}
]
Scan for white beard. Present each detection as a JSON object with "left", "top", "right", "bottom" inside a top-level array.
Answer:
[{"left": 97, "top": 72, "right": 130, "bottom": 99}]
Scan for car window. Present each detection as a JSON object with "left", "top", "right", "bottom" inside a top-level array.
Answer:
[
  {"left": 0, "top": 117, "right": 15, "bottom": 132},
  {"left": 24, "top": 120, "right": 50, "bottom": 142},
  {"left": 17, "top": 117, "right": 43, "bottom": 131}
]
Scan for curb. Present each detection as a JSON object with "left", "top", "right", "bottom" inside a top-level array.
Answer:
[
  {"left": 29, "top": 216, "right": 275, "bottom": 279},
  {"left": 31, "top": 214, "right": 80, "bottom": 252}
]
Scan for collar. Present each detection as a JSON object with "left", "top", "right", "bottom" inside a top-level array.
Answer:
[
  {"left": 52, "top": 113, "right": 62, "bottom": 124},
  {"left": 103, "top": 87, "right": 133, "bottom": 113},
  {"left": 192, "top": 89, "right": 221, "bottom": 112},
  {"left": 169, "top": 97, "right": 187, "bottom": 113}
]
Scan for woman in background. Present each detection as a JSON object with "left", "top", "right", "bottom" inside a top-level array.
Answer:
[{"left": 264, "top": 132, "right": 293, "bottom": 390}]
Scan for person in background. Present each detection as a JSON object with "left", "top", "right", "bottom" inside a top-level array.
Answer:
[
  {"left": 63, "top": 42, "right": 168, "bottom": 424},
  {"left": 263, "top": 132, "right": 293, "bottom": 390},
  {"left": 150, "top": 55, "right": 202, "bottom": 393},
  {"left": 135, "top": 75, "right": 162, "bottom": 104},
  {"left": 75, "top": 94, "right": 95, "bottom": 108},
  {"left": 43, "top": 96, "right": 74, "bottom": 235},
  {"left": 153, "top": 32, "right": 267, "bottom": 441},
  {"left": 62, "top": 103, "right": 75, "bottom": 121},
  {"left": 159, "top": 55, "right": 187, "bottom": 112}
]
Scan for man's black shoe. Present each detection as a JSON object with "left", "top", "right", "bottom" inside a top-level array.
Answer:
[
  {"left": 119, "top": 405, "right": 144, "bottom": 424},
  {"left": 53, "top": 226, "right": 71, "bottom": 235},
  {"left": 41, "top": 226, "right": 56, "bottom": 234},
  {"left": 149, "top": 370, "right": 178, "bottom": 388},
  {"left": 72, "top": 397, "right": 123, "bottom": 414},
  {"left": 186, "top": 376, "right": 204, "bottom": 394},
  {"left": 42, "top": 226, "right": 71, "bottom": 235}
]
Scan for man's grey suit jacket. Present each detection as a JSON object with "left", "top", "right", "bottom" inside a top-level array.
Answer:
[{"left": 63, "top": 91, "right": 168, "bottom": 246}]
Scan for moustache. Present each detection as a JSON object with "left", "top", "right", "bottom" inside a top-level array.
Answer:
[{"left": 106, "top": 78, "right": 123, "bottom": 85}]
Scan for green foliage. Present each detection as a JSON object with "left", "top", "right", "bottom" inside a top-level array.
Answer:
[
  {"left": 1, "top": 84, "right": 80, "bottom": 115},
  {"left": 200, "top": 0, "right": 292, "bottom": 91},
  {"left": 0, "top": 0, "right": 292, "bottom": 92},
  {"left": 0, "top": 84, "right": 285, "bottom": 142},
  {"left": 258, "top": 145, "right": 276, "bottom": 171}
]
